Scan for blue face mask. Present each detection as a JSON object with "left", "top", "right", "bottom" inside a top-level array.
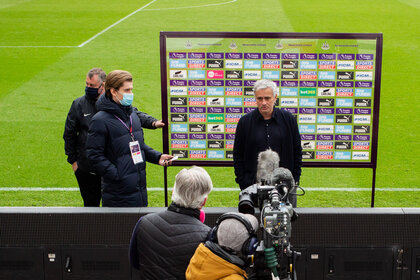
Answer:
[
  {"left": 120, "top": 93, "right": 134, "bottom": 106},
  {"left": 85, "top": 86, "right": 100, "bottom": 99}
]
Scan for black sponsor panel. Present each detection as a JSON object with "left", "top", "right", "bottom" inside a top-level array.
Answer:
[
  {"left": 171, "top": 150, "right": 188, "bottom": 158},
  {"left": 335, "top": 141, "right": 351, "bottom": 150},
  {"left": 354, "top": 125, "right": 371, "bottom": 134},
  {"left": 207, "top": 60, "right": 224, "bottom": 68},
  {"left": 281, "top": 60, "right": 299, "bottom": 69},
  {"left": 171, "top": 114, "right": 187, "bottom": 122},
  {"left": 189, "top": 124, "right": 206, "bottom": 132},
  {"left": 208, "top": 140, "right": 225, "bottom": 149},
  {"left": 302, "top": 151, "right": 315, "bottom": 159},
  {"left": 244, "top": 87, "right": 254, "bottom": 96},
  {"left": 318, "top": 98, "right": 335, "bottom": 107},
  {"left": 335, "top": 115, "right": 352, "bottom": 123},
  {"left": 336, "top": 71, "right": 354, "bottom": 80},
  {"left": 170, "top": 97, "right": 187, "bottom": 105},
  {"left": 225, "top": 70, "right": 242, "bottom": 79},
  {"left": 355, "top": 99, "right": 372, "bottom": 107},
  {"left": 281, "top": 71, "right": 298, "bottom": 79},
  {"left": 226, "top": 150, "right": 234, "bottom": 159}
]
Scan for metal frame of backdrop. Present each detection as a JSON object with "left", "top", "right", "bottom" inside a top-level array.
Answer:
[{"left": 159, "top": 31, "right": 383, "bottom": 206}]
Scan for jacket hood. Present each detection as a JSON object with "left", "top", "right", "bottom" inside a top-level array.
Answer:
[{"left": 96, "top": 94, "right": 132, "bottom": 120}]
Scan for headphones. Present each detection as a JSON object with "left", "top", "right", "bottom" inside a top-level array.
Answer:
[{"left": 208, "top": 213, "right": 258, "bottom": 256}]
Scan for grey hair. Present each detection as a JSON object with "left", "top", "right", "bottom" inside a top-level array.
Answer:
[
  {"left": 253, "top": 79, "right": 279, "bottom": 97},
  {"left": 171, "top": 166, "right": 213, "bottom": 209},
  {"left": 87, "top": 68, "right": 106, "bottom": 84}
]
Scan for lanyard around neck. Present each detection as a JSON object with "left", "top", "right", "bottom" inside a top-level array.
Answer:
[{"left": 114, "top": 115, "right": 134, "bottom": 141}]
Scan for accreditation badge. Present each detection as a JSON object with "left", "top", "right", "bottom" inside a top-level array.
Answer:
[{"left": 129, "top": 141, "right": 144, "bottom": 164}]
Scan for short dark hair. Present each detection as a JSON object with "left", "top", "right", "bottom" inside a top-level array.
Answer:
[{"left": 87, "top": 68, "right": 106, "bottom": 84}]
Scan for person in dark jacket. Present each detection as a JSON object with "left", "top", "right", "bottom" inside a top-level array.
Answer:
[
  {"left": 233, "top": 79, "right": 302, "bottom": 206},
  {"left": 64, "top": 68, "right": 165, "bottom": 207},
  {"left": 86, "top": 70, "right": 172, "bottom": 207},
  {"left": 129, "top": 166, "right": 213, "bottom": 279}
]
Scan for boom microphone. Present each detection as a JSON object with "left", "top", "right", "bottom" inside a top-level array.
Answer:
[{"left": 256, "top": 149, "right": 295, "bottom": 189}]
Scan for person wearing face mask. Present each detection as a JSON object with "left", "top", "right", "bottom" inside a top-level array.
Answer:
[
  {"left": 86, "top": 70, "right": 173, "bottom": 207},
  {"left": 64, "top": 68, "right": 106, "bottom": 207}
]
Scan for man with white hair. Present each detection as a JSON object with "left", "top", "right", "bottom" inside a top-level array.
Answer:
[
  {"left": 129, "top": 166, "right": 213, "bottom": 280},
  {"left": 233, "top": 79, "right": 302, "bottom": 204}
]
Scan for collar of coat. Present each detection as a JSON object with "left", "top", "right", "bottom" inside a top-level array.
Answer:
[{"left": 168, "top": 202, "right": 201, "bottom": 220}]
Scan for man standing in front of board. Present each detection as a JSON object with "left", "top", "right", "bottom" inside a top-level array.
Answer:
[{"left": 233, "top": 79, "right": 302, "bottom": 206}]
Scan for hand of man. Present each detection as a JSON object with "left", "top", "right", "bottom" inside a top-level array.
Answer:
[
  {"left": 153, "top": 120, "right": 165, "bottom": 128},
  {"left": 72, "top": 162, "right": 78, "bottom": 172},
  {"left": 159, "top": 154, "right": 173, "bottom": 167}
]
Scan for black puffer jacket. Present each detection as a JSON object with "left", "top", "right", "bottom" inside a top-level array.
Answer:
[
  {"left": 129, "top": 203, "right": 211, "bottom": 279},
  {"left": 86, "top": 94, "right": 161, "bottom": 207}
]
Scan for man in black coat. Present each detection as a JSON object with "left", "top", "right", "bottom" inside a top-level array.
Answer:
[
  {"left": 85, "top": 70, "right": 172, "bottom": 207},
  {"left": 129, "top": 166, "right": 213, "bottom": 280},
  {"left": 64, "top": 68, "right": 165, "bottom": 206},
  {"left": 233, "top": 79, "right": 302, "bottom": 206}
]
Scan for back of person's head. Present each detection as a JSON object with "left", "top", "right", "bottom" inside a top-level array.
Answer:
[
  {"left": 171, "top": 166, "right": 213, "bottom": 209},
  {"left": 216, "top": 212, "right": 259, "bottom": 255},
  {"left": 105, "top": 70, "right": 132, "bottom": 98}
]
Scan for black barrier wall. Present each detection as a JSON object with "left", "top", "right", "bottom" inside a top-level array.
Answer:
[{"left": 0, "top": 207, "right": 419, "bottom": 280}]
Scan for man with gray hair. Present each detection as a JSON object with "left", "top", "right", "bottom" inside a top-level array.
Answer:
[
  {"left": 129, "top": 166, "right": 213, "bottom": 279},
  {"left": 233, "top": 79, "right": 302, "bottom": 206}
]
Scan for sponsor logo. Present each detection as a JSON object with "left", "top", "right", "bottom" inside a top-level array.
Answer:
[
  {"left": 317, "top": 115, "right": 334, "bottom": 123},
  {"left": 337, "top": 61, "right": 355, "bottom": 70},
  {"left": 226, "top": 53, "right": 243, "bottom": 59},
  {"left": 189, "top": 124, "right": 206, "bottom": 132},
  {"left": 226, "top": 150, "right": 234, "bottom": 159},
  {"left": 188, "top": 52, "right": 205, "bottom": 59},
  {"left": 189, "top": 140, "right": 206, "bottom": 149},
  {"left": 263, "top": 70, "right": 280, "bottom": 79},
  {"left": 188, "top": 70, "right": 205, "bottom": 79},
  {"left": 208, "top": 140, "right": 224, "bottom": 149},
  {"left": 226, "top": 80, "right": 242, "bottom": 87},
  {"left": 244, "top": 70, "right": 262, "bottom": 79},
  {"left": 338, "top": 54, "right": 355, "bottom": 60},
  {"left": 207, "top": 114, "right": 225, "bottom": 122},
  {"left": 188, "top": 87, "right": 206, "bottom": 96},
  {"left": 302, "top": 141, "right": 315, "bottom": 150},
  {"left": 318, "top": 60, "right": 336, "bottom": 69},
  {"left": 170, "top": 59, "right": 187, "bottom": 68},
  {"left": 207, "top": 107, "right": 224, "bottom": 114},
  {"left": 171, "top": 124, "right": 188, "bottom": 132},
  {"left": 225, "top": 70, "right": 242, "bottom": 79},
  {"left": 316, "top": 151, "right": 333, "bottom": 159},
  {"left": 282, "top": 53, "right": 299, "bottom": 59},
  {"left": 353, "top": 141, "right": 370, "bottom": 150},
  {"left": 335, "top": 124, "right": 351, "bottom": 134},
  {"left": 337, "top": 81, "right": 354, "bottom": 87},
  {"left": 299, "top": 98, "right": 316, "bottom": 107},
  {"left": 189, "top": 133, "right": 206, "bottom": 140},
  {"left": 299, "top": 71, "right": 317, "bottom": 80},
  {"left": 352, "top": 151, "right": 369, "bottom": 160},
  {"left": 171, "top": 140, "right": 188, "bottom": 149},
  {"left": 355, "top": 81, "right": 373, "bottom": 88},
  {"left": 355, "top": 99, "right": 372, "bottom": 107},
  {"left": 299, "top": 114, "right": 316, "bottom": 123},
  {"left": 318, "top": 71, "right": 335, "bottom": 80},
  {"left": 299, "top": 108, "right": 316, "bottom": 114},
  {"left": 170, "top": 107, "right": 187, "bottom": 113},
  {"left": 336, "top": 115, "right": 352, "bottom": 123},
  {"left": 171, "top": 97, "right": 187, "bottom": 105},
  {"left": 207, "top": 97, "right": 224, "bottom": 106},
  {"left": 244, "top": 53, "right": 261, "bottom": 59},
  {"left": 318, "top": 98, "right": 334, "bottom": 107},
  {"left": 337, "top": 71, "right": 354, "bottom": 80},
  {"left": 262, "top": 60, "right": 280, "bottom": 69},
  {"left": 316, "top": 141, "right": 334, "bottom": 150},
  {"left": 189, "top": 150, "right": 207, "bottom": 158},
  {"left": 317, "top": 125, "right": 334, "bottom": 134},
  {"left": 319, "top": 53, "right": 336, "bottom": 60},
  {"left": 356, "top": 54, "right": 374, "bottom": 60},
  {"left": 188, "top": 80, "right": 205, "bottom": 86},
  {"left": 207, "top": 70, "right": 224, "bottom": 79},
  {"left": 335, "top": 134, "right": 352, "bottom": 141},
  {"left": 336, "top": 108, "right": 353, "bottom": 114},
  {"left": 226, "top": 98, "right": 242, "bottom": 106},
  {"left": 225, "top": 114, "right": 242, "bottom": 123},
  {"left": 336, "top": 88, "right": 353, "bottom": 97},
  {"left": 354, "top": 108, "right": 372, "bottom": 114},
  {"left": 300, "top": 53, "right": 317, "bottom": 60},
  {"left": 283, "top": 108, "right": 297, "bottom": 114},
  {"left": 300, "top": 81, "right": 316, "bottom": 87},
  {"left": 172, "top": 150, "right": 188, "bottom": 158},
  {"left": 208, "top": 150, "right": 224, "bottom": 159},
  {"left": 207, "top": 52, "right": 224, "bottom": 59},
  {"left": 354, "top": 115, "right": 371, "bottom": 124},
  {"left": 188, "top": 97, "right": 206, "bottom": 106},
  {"left": 302, "top": 151, "right": 315, "bottom": 159},
  {"left": 318, "top": 87, "right": 335, "bottom": 97},
  {"left": 244, "top": 60, "right": 262, "bottom": 69},
  {"left": 207, "top": 87, "right": 224, "bottom": 96},
  {"left": 281, "top": 81, "right": 298, "bottom": 87},
  {"left": 353, "top": 135, "right": 370, "bottom": 141},
  {"left": 226, "top": 124, "right": 237, "bottom": 133},
  {"left": 170, "top": 80, "right": 187, "bottom": 86},
  {"left": 355, "top": 71, "right": 373, "bottom": 81},
  {"left": 188, "top": 113, "right": 206, "bottom": 122},
  {"left": 317, "top": 134, "right": 333, "bottom": 141},
  {"left": 282, "top": 98, "right": 299, "bottom": 107},
  {"left": 244, "top": 88, "right": 254, "bottom": 96},
  {"left": 356, "top": 61, "right": 374, "bottom": 70},
  {"left": 354, "top": 125, "right": 370, "bottom": 133},
  {"left": 301, "top": 134, "right": 315, "bottom": 140},
  {"left": 187, "top": 59, "right": 205, "bottom": 68},
  {"left": 355, "top": 88, "right": 372, "bottom": 97},
  {"left": 226, "top": 134, "right": 236, "bottom": 140},
  {"left": 300, "top": 60, "right": 317, "bottom": 69},
  {"left": 170, "top": 87, "right": 187, "bottom": 96},
  {"left": 225, "top": 87, "right": 243, "bottom": 96},
  {"left": 169, "top": 52, "right": 186, "bottom": 59},
  {"left": 244, "top": 80, "right": 256, "bottom": 87},
  {"left": 208, "top": 133, "right": 224, "bottom": 140},
  {"left": 263, "top": 53, "right": 280, "bottom": 59},
  {"left": 171, "top": 133, "right": 188, "bottom": 139},
  {"left": 225, "top": 60, "right": 243, "bottom": 69},
  {"left": 207, "top": 124, "right": 224, "bottom": 132},
  {"left": 336, "top": 99, "right": 353, "bottom": 107},
  {"left": 281, "top": 71, "right": 298, "bottom": 79},
  {"left": 299, "top": 88, "right": 316, "bottom": 96},
  {"left": 335, "top": 151, "right": 351, "bottom": 160},
  {"left": 207, "top": 80, "right": 224, "bottom": 87},
  {"left": 226, "top": 140, "right": 234, "bottom": 149},
  {"left": 207, "top": 60, "right": 224, "bottom": 68},
  {"left": 318, "top": 81, "right": 335, "bottom": 87},
  {"left": 244, "top": 97, "right": 256, "bottom": 106},
  {"left": 282, "top": 60, "right": 299, "bottom": 69},
  {"left": 317, "top": 108, "right": 334, "bottom": 114},
  {"left": 299, "top": 125, "right": 316, "bottom": 133},
  {"left": 281, "top": 88, "right": 298, "bottom": 96}
]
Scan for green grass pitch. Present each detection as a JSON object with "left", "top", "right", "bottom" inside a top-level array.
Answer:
[{"left": 0, "top": 0, "right": 418, "bottom": 207}]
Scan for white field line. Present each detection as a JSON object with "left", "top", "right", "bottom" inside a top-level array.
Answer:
[
  {"left": 0, "top": 187, "right": 418, "bottom": 192},
  {"left": 0, "top": 46, "right": 77, "bottom": 48},
  {"left": 143, "top": 0, "right": 237, "bottom": 11}
]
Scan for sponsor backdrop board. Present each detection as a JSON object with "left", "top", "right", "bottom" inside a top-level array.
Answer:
[{"left": 160, "top": 32, "right": 382, "bottom": 168}]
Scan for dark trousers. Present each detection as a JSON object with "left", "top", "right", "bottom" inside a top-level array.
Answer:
[{"left": 74, "top": 168, "right": 102, "bottom": 207}]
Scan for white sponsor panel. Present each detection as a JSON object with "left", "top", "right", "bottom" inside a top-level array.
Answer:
[
  {"left": 355, "top": 71, "right": 373, "bottom": 80},
  {"left": 170, "top": 87, "right": 187, "bottom": 95},
  {"left": 281, "top": 98, "right": 298, "bottom": 107},
  {"left": 225, "top": 60, "right": 243, "bottom": 69},
  {"left": 299, "top": 114, "right": 316, "bottom": 123},
  {"left": 352, "top": 151, "right": 369, "bottom": 160},
  {"left": 317, "top": 125, "right": 334, "bottom": 134},
  {"left": 354, "top": 115, "right": 371, "bottom": 124},
  {"left": 337, "top": 61, "right": 355, "bottom": 70},
  {"left": 317, "top": 88, "right": 335, "bottom": 97},
  {"left": 170, "top": 70, "right": 187, "bottom": 79},
  {"left": 244, "top": 70, "right": 262, "bottom": 79},
  {"left": 301, "top": 141, "right": 315, "bottom": 150}
]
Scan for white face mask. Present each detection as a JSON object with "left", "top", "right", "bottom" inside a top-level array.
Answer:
[{"left": 119, "top": 93, "right": 134, "bottom": 106}]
